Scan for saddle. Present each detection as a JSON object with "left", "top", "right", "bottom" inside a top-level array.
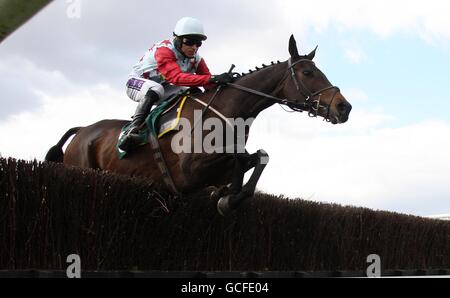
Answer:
[{"left": 117, "top": 89, "right": 197, "bottom": 159}]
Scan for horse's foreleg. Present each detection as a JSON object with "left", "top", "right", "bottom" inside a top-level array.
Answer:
[
  {"left": 227, "top": 154, "right": 246, "bottom": 193},
  {"left": 217, "top": 149, "right": 269, "bottom": 216}
]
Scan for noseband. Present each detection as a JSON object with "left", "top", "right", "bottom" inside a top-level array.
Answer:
[
  {"left": 287, "top": 58, "right": 340, "bottom": 121},
  {"left": 227, "top": 58, "right": 340, "bottom": 121}
]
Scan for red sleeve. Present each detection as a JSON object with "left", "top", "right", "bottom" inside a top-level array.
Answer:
[
  {"left": 196, "top": 58, "right": 215, "bottom": 90},
  {"left": 196, "top": 58, "right": 211, "bottom": 75},
  {"left": 155, "top": 47, "right": 211, "bottom": 87}
]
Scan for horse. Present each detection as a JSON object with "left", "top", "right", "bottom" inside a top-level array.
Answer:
[{"left": 45, "top": 35, "right": 352, "bottom": 215}]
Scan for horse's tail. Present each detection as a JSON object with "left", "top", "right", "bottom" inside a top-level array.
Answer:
[{"left": 45, "top": 127, "right": 82, "bottom": 163}]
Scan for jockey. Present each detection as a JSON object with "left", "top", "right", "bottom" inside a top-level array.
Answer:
[{"left": 119, "top": 17, "right": 234, "bottom": 151}]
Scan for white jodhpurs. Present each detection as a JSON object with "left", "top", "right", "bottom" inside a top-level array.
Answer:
[{"left": 126, "top": 77, "right": 188, "bottom": 103}]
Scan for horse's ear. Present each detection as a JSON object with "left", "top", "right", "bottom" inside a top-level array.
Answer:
[
  {"left": 306, "top": 45, "right": 318, "bottom": 60},
  {"left": 289, "top": 34, "right": 300, "bottom": 59}
]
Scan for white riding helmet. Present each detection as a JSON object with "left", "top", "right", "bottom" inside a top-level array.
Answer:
[{"left": 173, "top": 17, "right": 207, "bottom": 40}]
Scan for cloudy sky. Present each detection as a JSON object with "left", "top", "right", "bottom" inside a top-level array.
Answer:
[{"left": 1, "top": 0, "right": 450, "bottom": 216}]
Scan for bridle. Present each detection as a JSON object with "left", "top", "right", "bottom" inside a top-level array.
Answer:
[
  {"left": 227, "top": 58, "right": 340, "bottom": 122},
  {"left": 287, "top": 58, "right": 340, "bottom": 120}
]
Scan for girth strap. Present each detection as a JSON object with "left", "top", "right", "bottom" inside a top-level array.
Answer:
[{"left": 148, "top": 131, "right": 179, "bottom": 195}]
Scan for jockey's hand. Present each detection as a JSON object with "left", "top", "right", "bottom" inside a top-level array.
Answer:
[{"left": 209, "top": 72, "right": 234, "bottom": 85}]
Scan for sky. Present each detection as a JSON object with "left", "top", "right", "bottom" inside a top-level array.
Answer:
[{"left": 1, "top": 0, "right": 450, "bottom": 216}]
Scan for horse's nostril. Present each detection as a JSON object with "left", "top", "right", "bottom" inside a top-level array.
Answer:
[
  {"left": 337, "top": 102, "right": 346, "bottom": 112},
  {"left": 337, "top": 102, "right": 352, "bottom": 114}
]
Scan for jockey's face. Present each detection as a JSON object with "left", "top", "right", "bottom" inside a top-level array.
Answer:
[{"left": 180, "top": 37, "right": 202, "bottom": 58}]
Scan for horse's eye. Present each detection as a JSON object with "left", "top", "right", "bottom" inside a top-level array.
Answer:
[{"left": 303, "top": 70, "right": 313, "bottom": 76}]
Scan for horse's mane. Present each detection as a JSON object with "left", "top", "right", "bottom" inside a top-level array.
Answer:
[
  {"left": 234, "top": 54, "right": 309, "bottom": 81},
  {"left": 199, "top": 56, "right": 305, "bottom": 97},
  {"left": 197, "top": 59, "right": 287, "bottom": 100},
  {"left": 236, "top": 60, "right": 284, "bottom": 79}
]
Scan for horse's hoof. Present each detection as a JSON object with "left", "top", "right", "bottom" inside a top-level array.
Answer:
[
  {"left": 217, "top": 196, "right": 231, "bottom": 216},
  {"left": 203, "top": 186, "right": 218, "bottom": 199},
  {"left": 210, "top": 185, "right": 229, "bottom": 201},
  {"left": 210, "top": 189, "right": 220, "bottom": 200}
]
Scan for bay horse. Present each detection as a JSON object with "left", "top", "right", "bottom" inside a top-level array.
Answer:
[{"left": 45, "top": 35, "right": 352, "bottom": 215}]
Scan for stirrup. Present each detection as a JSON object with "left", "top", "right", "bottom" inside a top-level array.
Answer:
[
  {"left": 118, "top": 133, "right": 141, "bottom": 152},
  {"left": 125, "top": 122, "right": 143, "bottom": 136},
  {"left": 126, "top": 127, "right": 139, "bottom": 136}
]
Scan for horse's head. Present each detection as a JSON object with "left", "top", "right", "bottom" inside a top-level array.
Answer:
[{"left": 280, "top": 35, "right": 352, "bottom": 124}]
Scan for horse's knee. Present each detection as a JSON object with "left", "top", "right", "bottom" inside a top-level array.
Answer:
[
  {"left": 257, "top": 149, "right": 269, "bottom": 165},
  {"left": 244, "top": 149, "right": 269, "bottom": 171}
]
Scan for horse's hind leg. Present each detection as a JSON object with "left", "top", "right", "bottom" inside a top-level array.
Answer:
[
  {"left": 210, "top": 152, "right": 248, "bottom": 200},
  {"left": 217, "top": 149, "right": 269, "bottom": 216},
  {"left": 210, "top": 150, "right": 259, "bottom": 200}
]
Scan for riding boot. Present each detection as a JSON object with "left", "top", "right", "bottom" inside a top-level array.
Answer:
[{"left": 118, "top": 90, "right": 160, "bottom": 151}]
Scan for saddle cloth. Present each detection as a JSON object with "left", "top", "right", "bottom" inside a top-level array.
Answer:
[{"left": 117, "top": 94, "right": 188, "bottom": 159}]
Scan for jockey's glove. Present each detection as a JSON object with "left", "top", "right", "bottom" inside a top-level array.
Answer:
[{"left": 209, "top": 72, "right": 234, "bottom": 85}]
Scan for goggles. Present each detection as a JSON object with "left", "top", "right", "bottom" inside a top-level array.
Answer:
[{"left": 182, "top": 37, "right": 202, "bottom": 47}]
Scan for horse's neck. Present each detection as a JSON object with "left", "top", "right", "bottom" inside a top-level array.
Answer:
[{"left": 214, "top": 61, "right": 287, "bottom": 119}]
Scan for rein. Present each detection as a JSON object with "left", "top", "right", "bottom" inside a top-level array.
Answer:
[{"left": 227, "top": 58, "right": 340, "bottom": 121}]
